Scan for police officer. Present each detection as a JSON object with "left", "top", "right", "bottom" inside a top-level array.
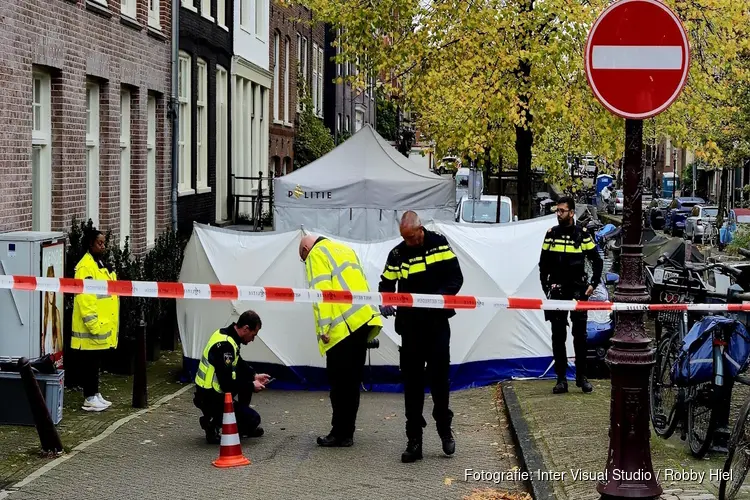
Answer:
[
  {"left": 379, "top": 211, "right": 464, "bottom": 463},
  {"left": 299, "top": 234, "right": 383, "bottom": 448},
  {"left": 539, "top": 196, "right": 603, "bottom": 395},
  {"left": 193, "top": 310, "right": 271, "bottom": 444}
]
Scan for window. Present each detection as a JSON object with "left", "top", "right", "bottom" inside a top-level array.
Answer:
[
  {"left": 85, "top": 81, "right": 100, "bottom": 227},
  {"left": 148, "top": 0, "right": 161, "bottom": 29},
  {"left": 216, "top": 66, "right": 228, "bottom": 221},
  {"left": 181, "top": 0, "right": 196, "bottom": 11},
  {"left": 146, "top": 95, "right": 157, "bottom": 247},
  {"left": 337, "top": 113, "right": 341, "bottom": 133},
  {"left": 284, "top": 37, "right": 291, "bottom": 123},
  {"left": 201, "top": 0, "right": 212, "bottom": 19},
  {"left": 355, "top": 110, "right": 364, "bottom": 132},
  {"left": 119, "top": 89, "right": 131, "bottom": 247},
  {"left": 312, "top": 42, "right": 319, "bottom": 113},
  {"left": 255, "top": 0, "right": 264, "bottom": 36},
  {"left": 178, "top": 52, "right": 193, "bottom": 194},
  {"left": 317, "top": 46, "right": 324, "bottom": 117},
  {"left": 121, "top": 0, "right": 136, "bottom": 18},
  {"left": 336, "top": 29, "right": 341, "bottom": 77},
  {"left": 345, "top": 115, "right": 350, "bottom": 132},
  {"left": 196, "top": 59, "right": 208, "bottom": 191},
  {"left": 31, "top": 70, "right": 52, "bottom": 232},
  {"left": 217, "top": 0, "right": 225, "bottom": 27},
  {"left": 273, "top": 33, "right": 280, "bottom": 121},
  {"left": 240, "top": 0, "right": 249, "bottom": 28}
]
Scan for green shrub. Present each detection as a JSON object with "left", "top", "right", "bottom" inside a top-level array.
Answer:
[{"left": 727, "top": 225, "right": 750, "bottom": 255}]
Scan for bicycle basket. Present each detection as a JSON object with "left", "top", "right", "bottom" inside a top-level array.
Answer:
[{"left": 670, "top": 316, "right": 750, "bottom": 386}]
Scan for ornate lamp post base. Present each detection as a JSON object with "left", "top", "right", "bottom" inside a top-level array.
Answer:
[{"left": 596, "top": 119, "right": 662, "bottom": 499}]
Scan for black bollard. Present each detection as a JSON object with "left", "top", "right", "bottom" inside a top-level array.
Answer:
[
  {"left": 132, "top": 319, "right": 148, "bottom": 408},
  {"left": 17, "top": 357, "right": 64, "bottom": 456}
]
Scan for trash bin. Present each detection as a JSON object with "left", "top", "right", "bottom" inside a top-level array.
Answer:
[{"left": 0, "top": 369, "right": 65, "bottom": 426}]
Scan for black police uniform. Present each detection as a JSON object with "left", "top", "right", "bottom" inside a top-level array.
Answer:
[
  {"left": 378, "top": 229, "right": 463, "bottom": 462},
  {"left": 193, "top": 324, "right": 262, "bottom": 443},
  {"left": 538, "top": 222, "right": 603, "bottom": 393}
]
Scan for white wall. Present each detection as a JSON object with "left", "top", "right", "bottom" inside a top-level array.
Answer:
[{"left": 234, "top": 0, "right": 269, "bottom": 71}]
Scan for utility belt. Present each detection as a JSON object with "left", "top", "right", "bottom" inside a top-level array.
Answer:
[{"left": 546, "top": 280, "right": 588, "bottom": 300}]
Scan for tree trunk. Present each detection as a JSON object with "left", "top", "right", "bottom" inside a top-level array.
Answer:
[
  {"left": 716, "top": 167, "right": 729, "bottom": 231},
  {"left": 515, "top": 58, "right": 533, "bottom": 220}
]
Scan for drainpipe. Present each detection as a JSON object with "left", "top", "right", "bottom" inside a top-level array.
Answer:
[{"left": 170, "top": 0, "right": 180, "bottom": 232}]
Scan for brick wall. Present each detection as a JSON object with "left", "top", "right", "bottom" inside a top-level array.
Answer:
[
  {"left": 0, "top": 0, "right": 172, "bottom": 256},
  {"left": 268, "top": 2, "right": 325, "bottom": 175},
  {"left": 177, "top": 2, "right": 233, "bottom": 232}
]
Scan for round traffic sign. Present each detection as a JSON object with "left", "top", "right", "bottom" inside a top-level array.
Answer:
[{"left": 584, "top": 0, "right": 690, "bottom": 119}]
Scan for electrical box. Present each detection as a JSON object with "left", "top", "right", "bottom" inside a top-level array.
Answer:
[{"left": 0, "top": 232, "right": 66, "bottom": 366}]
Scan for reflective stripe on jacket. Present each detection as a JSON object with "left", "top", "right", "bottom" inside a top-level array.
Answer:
[
  {"left": 305, "top": 238, "right": 383, "bottom": 356},
  {"left": 71, "top": 253, "right": 120, "bottom": 351},
  {"left": 194, "top": 330, "right": 239, "bottom": 392}
]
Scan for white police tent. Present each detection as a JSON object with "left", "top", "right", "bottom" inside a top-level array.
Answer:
[
  {"left": 273, "top": 124, "right": 456, "bottom": 241},
  {"left": 176, "top": 215, "right": 580, "bottom": 392}
]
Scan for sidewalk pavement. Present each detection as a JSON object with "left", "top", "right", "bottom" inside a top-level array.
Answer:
[
  {"left": 3, "top": 385, "right": 530, "bottom": 500},
  {"left": 504, "top": 379, "right": 750, "bottom": 500}
]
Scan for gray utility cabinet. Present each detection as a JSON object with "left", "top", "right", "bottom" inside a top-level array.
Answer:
[{"left": 0, "top": 232, "right": 66, "bottom": 361}]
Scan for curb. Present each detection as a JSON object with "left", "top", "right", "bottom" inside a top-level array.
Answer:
[
  {"left": 500, "top": 381, "right": 557, "bottom": 500},
  {"left": 0, "top": 383, "right": 195, "bottom": 499}
]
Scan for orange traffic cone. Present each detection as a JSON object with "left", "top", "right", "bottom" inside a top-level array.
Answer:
[{"left": 212, "top": 393, "right": 251, "bottom": 468}]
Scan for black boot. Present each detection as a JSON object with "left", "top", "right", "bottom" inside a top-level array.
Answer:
[
  {"left": 401, "top": 439, "right": 423, "bottom": 463},
  {"left": 552, "top": 379, "right": 568, "bottom": 394},
  {"left": 439, "top": 429, "right": 455, "bottom": 456},
  {"left": 317, "top": 434, "right": 353, "bottom": 447},
  {"left": 240, "top": 426, "right": 264, "bottom": 438},
  {"left": 200, "top": 416, "right": 220, "bottom": 445},
  {"left": 576, "top": 377, "right": 593, "bottom": 393}
]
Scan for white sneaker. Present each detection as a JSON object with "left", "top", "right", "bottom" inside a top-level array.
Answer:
[
  {"left": 82, "top": 396, "right": 107, "bottom": 412},
  {"left": 96, "top": 393, "right": 112, "bottom": 407}
]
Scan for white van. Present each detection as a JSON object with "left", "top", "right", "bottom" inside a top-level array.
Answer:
[{"left": 455, "top": 195, "right": 514, "bottom": 224}]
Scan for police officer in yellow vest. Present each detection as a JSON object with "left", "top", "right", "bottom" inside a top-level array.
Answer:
[
  {"left": 72, "top": 229, "right": 119, "bottom": 412},
  {"left": 193, "top": 310, "right": 271, "bottom": 444},
  {"left": 299, "top": 234, "right": 383, "bottom": 447}
]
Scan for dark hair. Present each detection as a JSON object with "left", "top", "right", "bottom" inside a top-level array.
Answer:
[
  {"left": 84, "top": 228, "right": 104, "bottom": 250},
  {"left": 237, "top": 310, "right": 262, "bottom": 330},
  {"left": 557, "top": 196, "right": 575, "bottom": 212}
]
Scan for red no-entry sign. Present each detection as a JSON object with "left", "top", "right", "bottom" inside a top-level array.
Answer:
[{"left": 584, "top": 0, "right": 690, "bottom": 119}]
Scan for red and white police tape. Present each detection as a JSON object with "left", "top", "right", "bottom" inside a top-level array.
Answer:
[{"left": 1, "top": 274, "right": 749, "bottom": 312}]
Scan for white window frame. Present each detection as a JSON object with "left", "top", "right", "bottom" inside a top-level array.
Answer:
[
  {"left": 121, "top": 0, "right": 136, "bottom": 18},
  {"left": 240, "top": 0, "right": 250, "bottom": 30},
  {"left": 32, "top": 70, "right": 52, "bottom": 232},
  {"left": 312, "top": 42, "right": 319, "bottom": 113},
  {"left": 181, "top": 0, "right": 197, "bottom": 13},
  {"left": 119, "top": 88, "right": 132, "bottom": 247},
  {"left": 178, "top": 51, "right": 193, "bottom": 195},
  {"left": 284, "top": 37, "right": 291, "bottom": 124},
  {"left": 201, "top": 0, "right": 213, "bottom": 21},
  {"left": 196, "top": 59, "right": 209, "bottom": 192},
  {"left": 217, "top": 0, "right": 226, "bottom": 29},
  {"left": 148, "top": 0, "right": 161, "bottom": 29},
  {"left": 273, "top": 33, "right": 280, "bottom": 123},
  {"left": 146, "top": 95, "right": 157, "bottom": 248},
  {"left": 336, "top": 29, "right": 341, "bottom": 77},
  {"left": 317, "top": 46, "right": 324, "bottom": 118},
  {"left": 216, "top": 66, "right": 228, "bottom": 221},
  {"left": 255, "top": 0, "right": 265, "bottom": 39},
  {"left": 86, "top": 81, "right": 100, "bottom": 227}
]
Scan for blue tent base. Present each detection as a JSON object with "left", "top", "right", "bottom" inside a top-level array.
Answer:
[{"left": 180, "top": 355, "right": 578, "bottom": 393}]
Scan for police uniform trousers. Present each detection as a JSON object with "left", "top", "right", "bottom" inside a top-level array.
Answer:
[
  {"left": 193, "top": 388, "right": 261, "bottom": 434},
  {"left": 400, "top": 316, "right": 453, "bottom": 440},
  {"left": 544, "top": 286, "right": 589, "bottom": 380},
  {"left": 325, "top": 324, "right": 369, "bottom": 439}
]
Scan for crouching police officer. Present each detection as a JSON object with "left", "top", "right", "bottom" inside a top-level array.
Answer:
[
  {"left": 193, "top": 310, "right": 271, "bottom": 444},
  {"left": 539, "top": 196, "right": 603, "bottom": 395}
]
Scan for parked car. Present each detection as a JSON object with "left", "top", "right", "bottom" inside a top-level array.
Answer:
[
  {"left": 664, "top": 197, "right": 705, "bottom": 235},
  {"left": 454, "top": 167, "right": 484, "bottom": 202},
  {"left": 607, "top": 189, "right": 624, "bottom": 215},
  {"left": 685, "top": 205, "right": 722, "bottom": 242},
  {"left": 455, "top": 195, "right": 514, "bottom": 224},
  {"left": 645, "top": 198, "right": 671, "bottom": 230},
  {"left": 436, "top": 156, "right": 460, "bottom": 175}
]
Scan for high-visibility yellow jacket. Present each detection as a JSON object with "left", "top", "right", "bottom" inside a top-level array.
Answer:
[
  {"left": 305, "top": 237, "right": 382, "bottom": 356},
  {"left": 71, "top": 253, "right": 120, "bottom": 351},
  {"left": 194, "top": 329, "right": 239, "bottom": 393}
]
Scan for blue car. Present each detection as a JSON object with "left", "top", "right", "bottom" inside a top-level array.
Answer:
[{"left": 664, "top": 197, "right": 705, "bottom": 235}]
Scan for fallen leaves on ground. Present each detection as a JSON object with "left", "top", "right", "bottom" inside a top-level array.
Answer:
[
  {"left": 463, "top": 489, "right": 532, "bottom": 500},
  {"left": 444, "top": 477, "right": 455, "bottom": 486}
]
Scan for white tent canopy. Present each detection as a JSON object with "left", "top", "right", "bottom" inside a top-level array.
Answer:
[
  {"left": 273, "top": 124, "right": 456, "bottom": 240},
  {"left": 177, "top": 217, "right": 576, "bottom": 391}
]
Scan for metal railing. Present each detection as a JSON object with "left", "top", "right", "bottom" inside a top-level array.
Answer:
[{"left": 230, "top": 172, "right": 274, "bottom": 231}]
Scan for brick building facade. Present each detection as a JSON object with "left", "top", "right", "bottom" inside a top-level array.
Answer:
[
  {"left": 269, "top": 2, "right": 325, "bottom": 176},
  {"left": 177, "top": 0, "right": 233, "bottom": 231},
  {"left": 0, "top": 0, "right": 173, "bottom": 254}
]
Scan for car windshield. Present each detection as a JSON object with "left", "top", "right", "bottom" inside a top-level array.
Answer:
[
  {"left": 680, "top": 202, "right": 699, "bottom": 210},
  {"left": 462, "top": 199, "right": 510, "bottom": 223},
  {"left": 703, "top": 208, "right": 719, "bottom": 217},
  {"left": 456, "top": 175, "right": 469, "bottom": 188}
]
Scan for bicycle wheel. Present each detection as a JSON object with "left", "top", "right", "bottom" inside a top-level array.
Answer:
[
  {"left": 650, "top": 336, "right": 681, "bottom": 438},
  {"left": 719, "top": 396, "right": 750, "bottom": 499},
  {"left": 688, "top": 381, "right": 718, "bottom": 458}
]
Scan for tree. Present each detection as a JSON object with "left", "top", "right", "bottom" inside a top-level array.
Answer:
[
  {"left": 294, "top": 80, "right": 335, "bottom": 169},
  {"left": 376, "top": 89, "right": 399, "bottom": 141}
]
